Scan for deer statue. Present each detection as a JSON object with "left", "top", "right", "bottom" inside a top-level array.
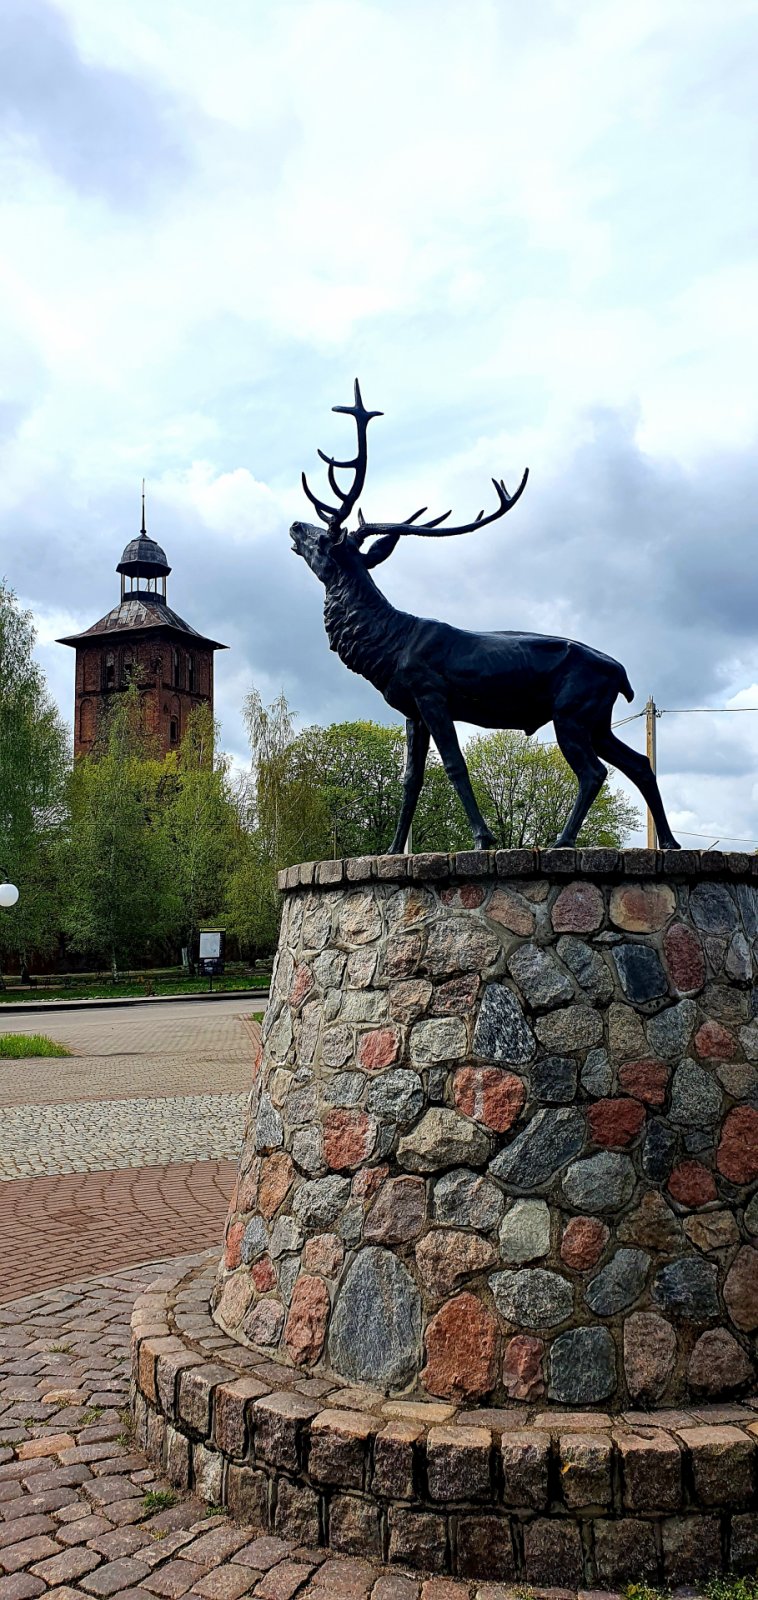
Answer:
[{"left": 290, "top": 382, "right": 680, "bottom": 854}]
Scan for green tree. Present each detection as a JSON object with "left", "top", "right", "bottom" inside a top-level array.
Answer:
[
  {"left": 466, "top": 730, "right": 640, "bottom": 847},
  {"left": 224, "top": 690, "right": 330, "bottom": 959},
  {"left": 0, "top": 581, "right": 70, "bottom": 972},
  {"left": 158, "top": 703, "right": 240, "bottom": 964},
  {"left": 64, "top": 684, "right": 171, "bottom": 977}
]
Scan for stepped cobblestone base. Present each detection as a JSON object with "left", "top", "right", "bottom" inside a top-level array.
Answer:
[
  {"left": 133, "top": 847, "right": 758, "bottom": 1581},
  {"left": 131, "top": 1255, "right": 758, "bottom": 1586}
]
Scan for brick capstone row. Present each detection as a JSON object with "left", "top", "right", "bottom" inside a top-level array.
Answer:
[{"left": 131, "top": 1257, "right": 758, "bottom": 1586}]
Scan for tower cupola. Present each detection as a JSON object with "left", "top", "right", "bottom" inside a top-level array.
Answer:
[{"left": 116, "top": 485, "right": 171, "bottom": 600}]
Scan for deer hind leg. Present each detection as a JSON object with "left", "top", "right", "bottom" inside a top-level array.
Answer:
[
  {"left": 419, "top": 697, "right": 495, "bottom": 849},
  {"left": 388, "top": 717, "right": 430, "bottom": 854},
  {"left": 552, "top": 718, "right": 608, "bottom": 846},
  {"left": 593, "top": 729, "right": 680, "bottom": 849}
]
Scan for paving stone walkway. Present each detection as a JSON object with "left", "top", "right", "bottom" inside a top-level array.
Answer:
[
  {"left": 0, "top": 1002, "right": 255, "bottom": 1302},
  {"left": 0, "top": 1259, "right": 566, "bottom": 1600},
  {"left": 0, "top": 1167, "right": 237, "bottom": 1305},
  {"left": 0, "top": 1097, "right": 247, "bottom": 1182}
]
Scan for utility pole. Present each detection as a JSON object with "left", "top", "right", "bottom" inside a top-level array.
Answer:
[{"left": 646, "top": 697, "right": 658, "bottom": 849}]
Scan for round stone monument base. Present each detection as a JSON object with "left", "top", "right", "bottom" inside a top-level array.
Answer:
[
  {"left": 131, "top": 1255, "right": 758, "bottom": 1586},
  {"left": 215, "top": 849, "right": 758, "bottom": 1412}
]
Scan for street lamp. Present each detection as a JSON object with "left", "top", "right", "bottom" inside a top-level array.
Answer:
[{"left": 0, "top": 874, "right": 19, "bottom": 908}]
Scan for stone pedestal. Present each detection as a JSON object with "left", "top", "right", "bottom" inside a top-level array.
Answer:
[
  {"left": 132, "top": 847, "right": 758, "bottom": 1582},
  {"left": 214, "top": 848, "right": 758, "bottom": 1410}
]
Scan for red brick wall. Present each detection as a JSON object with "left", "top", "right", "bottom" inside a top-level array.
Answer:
[{"left": 73, "top": 636, "right": 214, "bottom": 757}]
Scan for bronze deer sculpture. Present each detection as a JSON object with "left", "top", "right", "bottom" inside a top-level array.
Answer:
[{"left": 290, "top": 382, "right": 680, "bottom": 853}]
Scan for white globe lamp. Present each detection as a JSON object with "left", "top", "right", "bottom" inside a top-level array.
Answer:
[{"left": 0, "top": 880, "right": 19, "bottom": 908}]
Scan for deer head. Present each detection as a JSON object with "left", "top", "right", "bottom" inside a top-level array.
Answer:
[{"left": 290, "top": 380, "right": 529, "bottom": 585}]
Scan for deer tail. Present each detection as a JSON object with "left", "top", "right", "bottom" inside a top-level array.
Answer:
[{"left": 619, "top": 668, "right": 634, "bottom": 702}]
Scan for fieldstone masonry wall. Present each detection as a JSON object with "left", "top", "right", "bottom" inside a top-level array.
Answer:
[{"left": 212, "top": 848, "right": 758, "bottom": 1413}]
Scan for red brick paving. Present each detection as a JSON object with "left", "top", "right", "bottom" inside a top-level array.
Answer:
[
  {"left": 0, "top": 1164, "right": 236, "bottom": 1303},
  {"left": 0, "top": 1261, "right": 492, "bottom": 1599}
]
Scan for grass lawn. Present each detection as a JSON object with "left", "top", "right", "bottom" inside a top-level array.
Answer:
[
  {"left": 0, "top": 1034, "right": 71, "bottom": 1058},
  {"left": 0, "top": 973, "right": 270, "bottom": 1004}
]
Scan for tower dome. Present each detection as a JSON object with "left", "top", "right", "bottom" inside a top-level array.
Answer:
[{"left": 116, "top": 485, "right": 171, "bottom": 598}]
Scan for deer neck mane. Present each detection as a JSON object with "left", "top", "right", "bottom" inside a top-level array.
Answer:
[{"left": 323, "top": 562, "right": 406, "bottom": 692}]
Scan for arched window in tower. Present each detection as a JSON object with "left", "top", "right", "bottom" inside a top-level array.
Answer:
[
  {"left": 79, "top": 698, "right": 95, "bottom": 745},
  {"left": 170, "top": 717, "right": 179, "bottom": 745},
  {"left": 122, "top": 649, "right": 134, "bottom": 684},
  {"left": 105, "top": 651, "right": 116, "bottom": 689},
  {"left": 188, "top": 654, "right": 196, "bottom": 693},
  {"left": 173, "top": 648, "right": 181, "bottom": 688}
]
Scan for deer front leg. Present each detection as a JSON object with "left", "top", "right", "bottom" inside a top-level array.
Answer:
[
  {"left": 388, "top": 717, "right": 430, "bottom": 853},
  {"left": 419, "top": 697, "right": 495, "bottom": 849}
]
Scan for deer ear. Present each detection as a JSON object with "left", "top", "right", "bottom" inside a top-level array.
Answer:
[{"left": 363, "top": 531, "right": 401, "bottom": 568}]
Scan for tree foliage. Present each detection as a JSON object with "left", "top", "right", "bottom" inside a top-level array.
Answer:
[
  {"left": 157, "top": 703, "right": 240, "bottom": 963},
  {"left": 466, "top": 730, "right": 640, "bottom": 848},
  {"left": 229, "top": 690, "right": 640, "bottom": 955},
  {"left": 64, "top": 685, "right": 170, "bottom": 976},
  {"left": 0, "top": 582, "right": 69, "bottom": 967}
]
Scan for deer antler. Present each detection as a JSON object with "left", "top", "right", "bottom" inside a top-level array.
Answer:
[
  {"left": 301, "top": 379, "right": 383, "bottom": 536},
  {"left": 353, "top": 470, "right": 529, "bottom": 543}
]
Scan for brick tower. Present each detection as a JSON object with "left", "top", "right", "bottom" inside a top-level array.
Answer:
[{"left": 59, "top": 492, "right": 227, "bottom": 757}]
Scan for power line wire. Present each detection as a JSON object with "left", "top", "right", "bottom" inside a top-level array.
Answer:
[{"left": 659, "top": 706, "right": 758, "bottom": 715}]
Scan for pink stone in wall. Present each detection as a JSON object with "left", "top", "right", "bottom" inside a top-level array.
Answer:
[
  {"left": 289, "top": 963, "right": 314, "bottom": 1007},
  {"left": 560, "top": 1216, "right": 609, "bottom": 1271},
  {"left": 453, "top": 1066, "right": 526, "bottom": 1133},
  {"left": 610, "top": 882, "right": 675, "bottom": 932},
  {"left": 364, "top": 1177, "right": 427, "bottom": 1245},
  {"left": 687, "top": 1328, "right": 753, "bottom": 1394},
  {"left": 251, "top": 1256, "right": 276, "bottom": 1292},
  {"left": 663, "top": 923, "right": 706, "bottom": 995},
  {"left": 415, "top": 1228, "right": 497, "bottom": 1298},
  {"left": 358, "top": 1028, "right": 401, "bottom": 1071},
  {"left": 724, "top": 1246, "right": 758, "bottom": 1332},
  {"left": 587, "top": 1098, "right": 646, "bottom": 1148},
  {"left": 459, "top": 882, "right": 486, "bottom": 908},
  {"left": 244, "top": 1298, "right": 285, "bottom": 1347},
  {"left": 422, "top": 1292, "right": 499, "bottom": 1403},
  {"left": 284, "top": 1274, "right": 331, "bottom": 1366},
  {"left": 551, "top": 881, "right": 605, "bottom": 934},
  {"left": 352, "top": 1163, "right": 389, "bottom": 1202},
  {"left": 717, "top": 1106, "right": 758, "bottom": 1184},
  {"left": 324, "top": 1108, "right": 377, "bottom": 1170},
  {"left": 258, "top": 1153, "right": 295, "bottom": 1221},
  {"left": 502, "top": 1334, "right": 545, "bottom": 1400},
  {"left": 302, "top": 1233, "right": 344, "bottom": 1277},
  {"left": 235, "top": 1161, "right": 260, "bottom": 1214},
  {"left": 224, "top": 1220, "right": 245, "bottom": 1271},
  {"left": 623, "top": 1311, "right": 676, "bottom": 1405},
  {"left": 217, "top": 1270, "right": 255, "bottom": 1331},
  {"left": 618, "top": 1059, "right": 670, "bottom": 1106},
  {"left": 667, "top": 1161, "right": 718, "bottom": 1208},
  {"left": 695, "top": 1020, "right": 738, "bottom": 1059},
  {"left": 486, "top": 886, "right": 535, "bottom": 936},
  {"left": 430, "top": 974, "right": 480, "bottom": 1016}
]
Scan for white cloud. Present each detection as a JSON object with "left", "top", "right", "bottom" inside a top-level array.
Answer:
[{"left": 1, "top": 0, "right": 757, "bottom": 849}]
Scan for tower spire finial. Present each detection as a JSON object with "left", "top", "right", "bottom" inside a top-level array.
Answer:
[{"left": 141, "top": 479, "right": 147, "bottom": 537}]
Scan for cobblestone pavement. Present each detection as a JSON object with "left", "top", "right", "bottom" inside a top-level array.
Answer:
[
  {"left": 0, "top": 1258, "right": 616, "bottom": 1600},
  {"left": 0, "top": 1003, "right": 258, "bottom": 1301},
  {"left": 0, "top": 1097, "right": 247, "bottom": 1182},
  {"left": 0, "top": 1166, "right": 237, "bottom": 1303},
  {"left": 0, "top": 1058, "right": 251, "bottom": 1112}
]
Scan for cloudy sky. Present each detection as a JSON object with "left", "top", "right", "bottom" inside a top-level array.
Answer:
[{"left": 3, "top": 0, "right": 758, "bottom": 848}]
